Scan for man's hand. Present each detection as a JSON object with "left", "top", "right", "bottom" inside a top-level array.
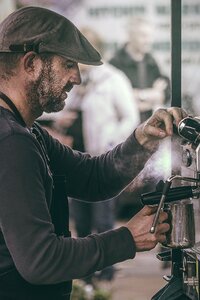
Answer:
[
  {"left": 135, "top": 107, "right": 188, "bottom": 150},
  {"left": 125, "top": 206, "right": 169, "bottom": 252}
]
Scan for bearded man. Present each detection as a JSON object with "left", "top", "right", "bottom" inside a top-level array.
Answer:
[{"left": 0, "top": 6, "right": 187, "bottom": 300}]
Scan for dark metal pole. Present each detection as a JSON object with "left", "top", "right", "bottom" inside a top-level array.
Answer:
[
  {"left": 171, "top": 0, "right": 182, "bottom": 107},
  {"left": 171, "top": 0, "right": 183, "bottom": 283},
  {"left": 171, "top": 0, "right": 182, "bottom": 177}
]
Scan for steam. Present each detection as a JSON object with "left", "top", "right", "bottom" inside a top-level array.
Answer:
[{"left": 119, "top": 137, "right": 183, "bottom": 195}]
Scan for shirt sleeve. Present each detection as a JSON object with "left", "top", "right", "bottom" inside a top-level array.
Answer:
[
  {"left": 0, "top": 134, "right": 136, "bottom": 285},
  {"left": 44, "top": 128, "right": 153, "bottom": 202}
]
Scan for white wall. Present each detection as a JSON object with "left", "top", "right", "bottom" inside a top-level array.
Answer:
[{"left": 0, "top": 0, "right": 16, "bottom": 22}]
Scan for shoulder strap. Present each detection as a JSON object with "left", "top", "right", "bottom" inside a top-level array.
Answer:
[{"left": 32, "top": 123, "right": 70, "bottom": 237}]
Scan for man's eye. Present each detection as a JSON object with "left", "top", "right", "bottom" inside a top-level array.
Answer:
[{"left": 66, "top": 62, "right": 75, "bottom": 69}]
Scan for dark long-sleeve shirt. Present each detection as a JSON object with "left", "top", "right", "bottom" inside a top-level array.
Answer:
[{"left": 0, "top": 107, "right": 152, "bottom": 285}]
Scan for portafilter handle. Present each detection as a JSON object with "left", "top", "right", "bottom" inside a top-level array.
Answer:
[{"left": 141, "top": 185, "right": 195, "bottom": 206}]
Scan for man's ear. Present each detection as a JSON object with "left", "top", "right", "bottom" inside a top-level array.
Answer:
[{"left": 23, "top": 52, "right": 42, "bottom": 76}]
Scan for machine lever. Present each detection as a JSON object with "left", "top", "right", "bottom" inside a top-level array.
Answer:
[{"left": 156, "top": 250, "right": 172, "bottom": 262}]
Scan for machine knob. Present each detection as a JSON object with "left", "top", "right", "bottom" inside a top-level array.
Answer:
[{"left": 182, "top": 149, "right": 192, "bottom": 167}]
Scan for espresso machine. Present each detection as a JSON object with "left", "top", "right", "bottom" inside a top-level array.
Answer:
[{"left": 141, "top": 116, "right": 200, "bottom": 300}]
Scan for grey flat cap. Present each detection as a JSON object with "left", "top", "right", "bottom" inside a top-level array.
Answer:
[{"left": 0, "top": 6, "right": 103, "bottom": 66}]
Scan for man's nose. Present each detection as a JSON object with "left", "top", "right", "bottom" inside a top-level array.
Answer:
[{"left": 72, "top": 65, "right": 82, "bottom": 85}]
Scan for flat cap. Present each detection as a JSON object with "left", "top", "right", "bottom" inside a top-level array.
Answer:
[{"left": 0, "top": 6, "right": 103, "bottom": 66}]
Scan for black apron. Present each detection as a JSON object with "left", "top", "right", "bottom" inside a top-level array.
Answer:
[{"left": 0, "top": 92, "right": 72, "bottom": 299}]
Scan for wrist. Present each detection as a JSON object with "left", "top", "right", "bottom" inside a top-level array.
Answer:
[
  {"left": 134, "top": 126, "right": 148, "bottom": 146},
  {"left": 134, "top": 126, "right": 159, "bottom": 151}
]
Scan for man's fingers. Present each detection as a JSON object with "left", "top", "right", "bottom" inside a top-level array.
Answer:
[
  {"left": 144, "top": 107, "right": 188, "bottom": 137},
  {"left": 142, "top": 206, "right": 168, "bottom": 220},
  {"left": 144, "top": 124, "right": 167, "bottom": 138},
  {"left": 142, "top": 205, "right": 158, "bottom": 216},
  {"left": 167, "top": 107, "right": 188, "bottom": 127},
  {"left": 156, "top": 222, "right": 170, "bottom": 234},
  {"left": 157, "top": 233, "right": 167, "bottom": 244},
  {"left": 158, "top": 211, "right": 168, "bottom": 223},
  {"left": 144, "top": 108, "right": 173, "bottom": 137}
]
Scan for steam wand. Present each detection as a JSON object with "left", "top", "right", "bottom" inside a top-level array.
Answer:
[
  {"left": 150, "top": 175, "right": 174, "bottom": 233},
  {"left": 150, "top": 175, "right": 200, "bottom": 234}
]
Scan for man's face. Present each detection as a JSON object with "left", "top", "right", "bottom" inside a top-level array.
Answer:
[
  {"left": 129, "top": 24, "right": 153, "bottom": 55},
  {"left": 26, "top": 55, "right": 81, "bottom": 114}
]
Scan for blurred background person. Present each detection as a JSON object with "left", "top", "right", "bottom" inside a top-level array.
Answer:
[
  {"left": 109, "top": 17, "right": 170, "bottom": 123},
  {"left": 108, "top": 16, "right": 171, "bottom": 223},
  {"left": 107, "top": 18, "right": 171, "bottom": 272},
  {"left": 109, "top": 17, "right": 172, "bottom": 269},
  {"left": 52, "top": 27, "right": 140, "bottom": 287}
]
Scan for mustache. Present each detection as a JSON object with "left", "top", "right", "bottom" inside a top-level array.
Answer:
[{"left": 64, "top": 83, "right": 74, "bottom": 92}]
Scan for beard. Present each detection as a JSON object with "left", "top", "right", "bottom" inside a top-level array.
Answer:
[{"left": 25, "top": 58, "right": 67, "bottom": 116}]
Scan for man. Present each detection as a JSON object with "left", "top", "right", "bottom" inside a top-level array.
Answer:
[
  {"left": 0, "top": 6, "right": 187, "bottom": 300},
  {"left": 109, "top": 17, "right": 170, "bottom": 123}
]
